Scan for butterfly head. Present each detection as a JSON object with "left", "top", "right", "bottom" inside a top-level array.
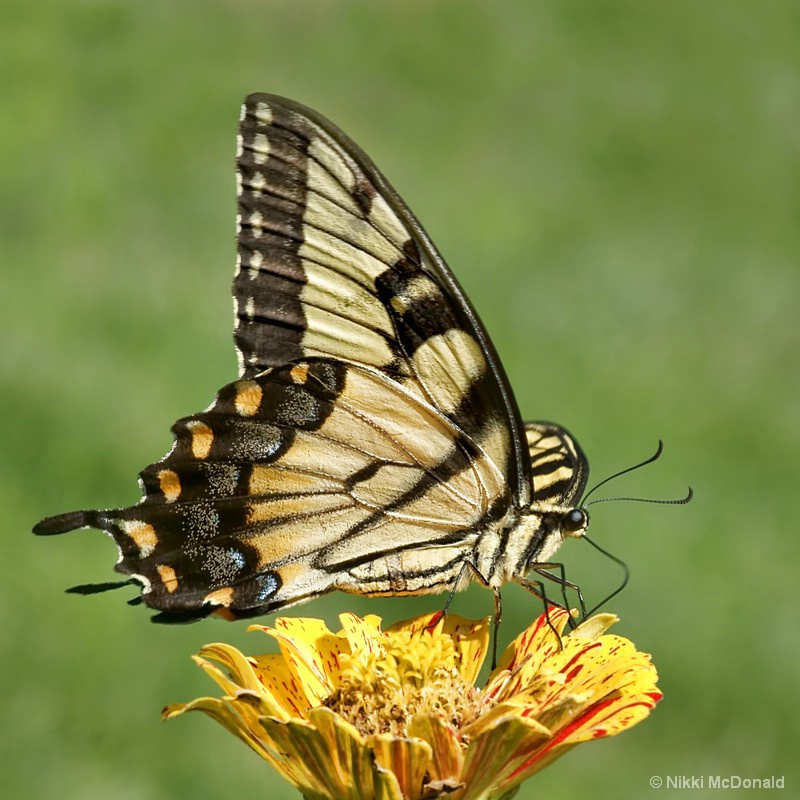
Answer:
[
  {"left": 540, "top": 504, "right": 590, "bottom": 560},
  {"left": 508, "top": 503, "right": 590, "bottom": 575},
  {"left": 561, "top": 507, "right": 589, "bottom": 538}
]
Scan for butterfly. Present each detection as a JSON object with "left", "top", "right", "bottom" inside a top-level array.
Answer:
[{"left": 34, "top": 94, "right": 591, "bottom": 624}]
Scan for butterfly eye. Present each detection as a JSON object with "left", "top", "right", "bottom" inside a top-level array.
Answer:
[{"left": 562, "top": 508, "right": 588, "bottom": 535}]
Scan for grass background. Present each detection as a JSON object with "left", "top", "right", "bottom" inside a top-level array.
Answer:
[{"left": 3, "top": 1, "right": 798, "bottom": 798}]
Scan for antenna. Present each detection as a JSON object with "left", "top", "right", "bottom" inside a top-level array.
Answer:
[
  {"left": 581, "top": 440, "right": 665, "bottom": 506},
  {"left": 585, "top": 486, "right": 694, "bottom": 508}
]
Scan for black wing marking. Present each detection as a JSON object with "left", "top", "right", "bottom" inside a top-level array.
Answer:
[
  {"left": 234, "top": 94, "right": 529, "bottom": 504},
  {"left": 524, "top": 421, "right": 589, "bottom": 506}
]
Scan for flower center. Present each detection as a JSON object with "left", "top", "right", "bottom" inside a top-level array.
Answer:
[{"left": 323, "top": 625, "right": 487, "bottom": 738}]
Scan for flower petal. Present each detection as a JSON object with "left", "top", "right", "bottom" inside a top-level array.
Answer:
[
  {"left": 339, "top": 612, "right": 385, "bottom": 657},
  {"left": 259, "top": 707, "right": 404, "bottom": 800},
  {"left": 249, "top": 652, "right": 313, "bottom": 718},
  {"left": 250, "top": 617, "right": 347, "bottom": 704},
  {"left": 162, "top": 696, "right": 277, "bottom": 766},
  {"left": 485, "top": 609, "right": 571, "bottom": 702},
  {"left": 191, "top": 650, "right": 288, "bottom": 719},
  {"left": 482, "top": 628, "right": 661, "bottom": 783},
  {"left": 460, "top": 714, "right": 551, "bottom": 800},
  {"left": 536, "top": 633, "right": 660, "bottom": 736},
  {"left": 461, "top": 696, "right": 547, "bottom": 741},
  {"left": 571, "top": 612, "right": 619, "bottom": 640},
  {"left": 194, "top": 642, "right": 264, "bottom": 694},
  {"left": 555, "top": 647, "right": 661, "bottom": 741},
  {"left": 369, "top": 733, "right": 433, "bottom": 800},
  {"left": 407, "top": 713, "right": 464, "bottom": 788}
]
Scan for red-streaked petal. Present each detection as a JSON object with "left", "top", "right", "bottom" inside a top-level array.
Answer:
[
  {"left": 190, "top": 651, "right": 288, "bottom": 719},
  {"left": 485, "top": 608, "right": 572, "bottom": 701},
  {"left": 369, "top": 733, "right": 432, "bottom": 800},
  {"left": 459, "top": 714, "right": 551, "bottom": 800},
  {"left": 259, "top": 707, "right": 404, "bottom": 800},
  {"left": 339, "top": 612, "right": 384, "bottom": 658},
  {"left": 407, "top": 713, "right": 464, "bottom": 787},
  {"left": 249, "top": 652, "right": 314, "bottom": 718},
  {"left": 250, "top": 617, "right": 347, "bottom": 704}
]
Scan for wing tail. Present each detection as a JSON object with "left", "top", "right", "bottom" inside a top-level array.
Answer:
[{"left": 33, "top": 509, "right": 112, "bottom": 536}]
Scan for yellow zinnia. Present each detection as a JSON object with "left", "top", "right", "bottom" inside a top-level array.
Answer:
[{"left": 164, "top": 608, "right": 661, "bottom": 799}]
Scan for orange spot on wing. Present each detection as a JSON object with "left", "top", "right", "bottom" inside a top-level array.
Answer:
[
  {"left": 289, "top": 363, "right": 309, "bottom": 384},
  {"left": 122, "top": 520, "right": 158, "bottom": 558},
  {"left": 186, "top": 420, "right": 214, "bottom": 459},
  {"left": 235, "top": 380, "right": 263, "bottom": 416},
  {"left": 158, "top": 469, "right": 181, "bottom": 503},
  {"left": 204, "top": 587, "right": 235, "bottom": 607},
  {"left": 157, "top": 564, "right": 179, "bottom": 593}
]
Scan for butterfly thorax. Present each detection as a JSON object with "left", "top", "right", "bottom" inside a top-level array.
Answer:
[{"left": 474, "top": 503, "right": 588, "bottom": 588}]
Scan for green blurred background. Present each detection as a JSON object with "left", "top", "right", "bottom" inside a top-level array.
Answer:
[{"left": 3, "top": 1, "right": 798, "bottom": 798}]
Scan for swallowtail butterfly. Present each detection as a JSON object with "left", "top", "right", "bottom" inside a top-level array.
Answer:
[{"left": 34, "top": 94, "right": 591, "bottom": 623}]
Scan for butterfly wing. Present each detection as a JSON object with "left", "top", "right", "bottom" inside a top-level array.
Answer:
[
  {"left": 37, "top": 360, "right": 506, "bottom": 617},
  {"left": 234, "top": 94, "right": 529, "bottom": 503},
  {"left": 34, "top": 94, "right": 531, "bottom": 618},
  {"left": 524, "top": 421, "right": 588, "bottom": 506}
]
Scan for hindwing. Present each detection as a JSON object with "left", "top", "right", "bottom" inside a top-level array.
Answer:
[
  {"left": 42, "top": 360, "right": 505, "bottom": 617},
  {"left": 524, "top": 421, "right": 588, "bottom": 506}
]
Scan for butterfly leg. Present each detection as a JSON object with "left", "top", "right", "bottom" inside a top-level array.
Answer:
[
  {"left": 427, "top": 560, "right": 503, "bottom": 668},
  {"left": 531, "top": 562, "right": 587, "bottom": 627},
  {"left": 512, "top": 575, "right": 566, "bottom": 648},
  {"left": 491, "top": 587, "right": 502, "bottom": 670},
  {"left": 425, "top": 559, "right": 474, "bottom": 632}
]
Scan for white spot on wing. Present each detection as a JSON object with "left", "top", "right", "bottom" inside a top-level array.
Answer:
[
  {"left": 247, "top": 249, "right": 263, "bottom": 280},
  {"left": 249, "top": 210, "right": 263, "bottom": 237},
  {"left": 254, "top": 103, "right": 273, "bottom": 126},
  {"left": 130, "top": 572, "right": 152, "bottom": 594},
  {"left": 249, "top": 171, "right": 266, "bottom": 191},
  {"left": 253, "top": 132, "right": 270, "bottom": 164}
]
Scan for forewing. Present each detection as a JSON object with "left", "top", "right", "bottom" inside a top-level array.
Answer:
[
  {"left": 36, "top": 361, "right": 505, "bottom": 618},
  {"left": 524, "top": 421, "right": 589, "bottom": 506},
  {"left": 34, "top": 95, "right": 532, "bottom": 617},
  {"left": 235, "top": 94, "right": 528, "bottom": 504}
]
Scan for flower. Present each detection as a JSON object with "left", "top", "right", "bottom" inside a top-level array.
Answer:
[{"left": 164, "top": 608, "right": 661, "bottom": 800}]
